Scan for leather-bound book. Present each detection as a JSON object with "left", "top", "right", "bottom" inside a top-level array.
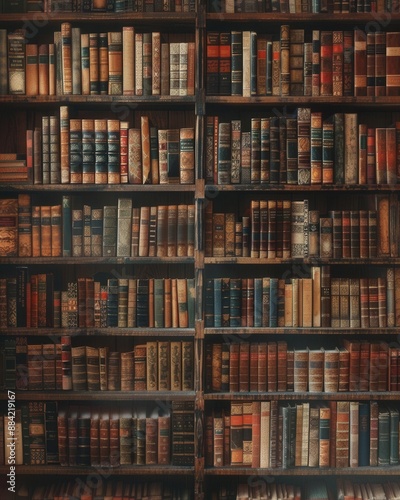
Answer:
[
  {"left": 94, "top": 119, "right": 108, "bottom": 184},
  {"left": 108, "top": 31, "right": 122, "bottom": 95},
  {"left": 354, "top": 29, "right": 367, "bottom": 96},
  {"left": 375, "top": 32, "right": 386, "bottom": 96},
  {"left": 26, "top": 44, "right": 39, "bottom": 96},
  {"left": 8, "top": 30, "right": 26, "bottom": 94},
  {"left": 320, "top": 31, "right": 333, "bottom": 96},
  {"left": 107, "top": 119, "right": 120, "bottom": 184},
  {"left": 80, "top": 33, "right": 90, "bottom": 95},
  {"left": 386, "top": 32, "right": 400, "bottom": 96},
  {"left": 230, "top": 402, "right": 243, "bottom": 465},
  {"left": 102, "top": 205, "right": 117, "bottom": 257}
]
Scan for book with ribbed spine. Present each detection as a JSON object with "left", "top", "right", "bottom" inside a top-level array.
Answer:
[
  {"left": 107, "top": 31, "right": 122, "bottom": 95},
  {"left": 102, "top": 205, "right": 117, "bottom": 257},
  {"left": 26, "top": 44, "right": 39, "bottom": 96},
  {"left": 116, "top": 198, "right": 132, "bottom": 257},
  {"left": 82, "top": 118, "right": 95, "bottom": 184},
  {"left": 69, "top": 118, "right": 82, "bottom": 184},
  {"left": 8, "top": 29, "right": 26, "bottom": 94},
  {"left": 88, "top": 32, "right": 99, "bottom": 94}
]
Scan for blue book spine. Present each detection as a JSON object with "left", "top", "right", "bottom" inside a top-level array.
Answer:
[{"left": 214, "top": 278, "right": 222, "bottom": 328}]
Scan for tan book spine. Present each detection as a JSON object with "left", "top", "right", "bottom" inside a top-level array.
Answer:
[
  {"left": 138, "top": 206, "right": 150, "bottom": 257},
  {"left": 280, "top": 25, "right": 290, "bottom": 96},
  {"left": 50, "top": 204, "right": 62, "bottom": 257},
  {"left": 80, "top": 33, "right": 90, "bottom": 95},
  {"left": 89, "top": 33, "right": 99, "bottom": 95},
  {"left": 179, "top": 127, "right": 195, "bottom": 185},
  {"left": 302, "top": 278, "right": 313, "bottom": 328},
  {"left": 59, "top": 105, "right": 70, "bottom": 184},
  {"left": 177, "top": 279, "right": 188, "bottom": 328},
  {"left": 38, "top": 44, "right": 49, "bottom": 96},
  {"left": 171, "top": 279, "right": 179, "bottom": 328},
  {"left": 25, "top": 44, "right": 37, "bottom": 96},
  {"left": 122, "top": 27, "right": 134, "bottom": 96},
  {"left": 108, "top": 31, "right": 122, "bottom": 95},
  {"left": 344, "top": 113, "right": 358, "bottom": 184},
  {"left": 187, "top": 41, "right": 195, "bottom": 96},
  {"left": 170, "top": 341, "right": 182, "bottom": 391},
  {"left": 135, "top": 32, "right": 143, "bottom": 96},
  {"left": 128, "top": 128, "right": 142, "bottom": 184}
]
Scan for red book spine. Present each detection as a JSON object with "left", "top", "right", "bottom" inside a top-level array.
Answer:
[
  {"left": 367, "top": 127, "right": 376, "bottom": 184},
  {"left": 320, "top": 31, "right": 333, "bottom": 96}
]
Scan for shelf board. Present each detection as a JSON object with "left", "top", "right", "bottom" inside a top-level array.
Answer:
[
  {"left": 206, "top": 95, "right": 400, "bottom": 107},
  {"left": 0, "top": 12, "right": 196, "bottom": 24},
  {"left": 0, "top": 184, "right": 196, "bottom": 193},
  {"left": 205, "top": 183, "right": 400, "bottom": 192},
  {"left": 0, "top": 95, "right": 196, "bottom": 105},
  {"left": 0, "top": 256, "right": 194, "bottom": 265},
  {"left": 0, "top": 391, "right": 196, "bottom": 401},
  {"left": 204, "top": 466, "right": 400, "bottom": 476},
  {"left": 204, "top": 327, "right": 400, "bottom": 335},
  {"left": 0, "top": 327, "right": 195, "bottom": 337},
  {"left": 204, "top": 257, "right": 398, "bottom": 265},
  {"left": 206, "top": 12, "right": 400, "bottom": 23},
  {"left": 0, "top": 464, "right": 194, "bottom": 475},
  {"left": 204, "top": 391, "right": 400, "bottom": 401}
]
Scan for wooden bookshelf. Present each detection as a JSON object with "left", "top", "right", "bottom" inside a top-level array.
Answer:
[{"left": 1, "top": 1, "right": 400, "bottom": 499}]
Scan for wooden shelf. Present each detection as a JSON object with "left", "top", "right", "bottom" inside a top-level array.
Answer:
[
  {"left": 204, "top": 257, "right": 399, "bottom": 265},
  {"left": 0, "top": 95, "right": 196, "bottom": 105},
  {"left": 0, "top": 256, "right": 194, "bottom": 265},
  {"left": 0, "top": 464, "right": 194, "bottom": 475},
  {"left": 206, "top": 12, "right": 400, "bottom": 23},
  {"left": 0, "top": 12, "right": 196, "bottom": 24},
  {"left": 204, "top": 327, "right": 400, "bottom": 335},
  {"left": 0, "top": 327, "right": 195, "bottom": 337},
  {"left": 0, "top": 184, "right": 196, "bottom": 193},
  {"left": 204, "top": 392, "right": 400, "bottom": 401},
  {"left": 0, "top": 391, "right": 196, "bottom": 401},
  {"left": 206, "top": 95, "right": 400, "bottom": 107},
  {"left": 204, "top": 466, "right": 400, "bottom": 476},
  {"left": 205, "top": 183, "right": 400, "bottom": 192}
]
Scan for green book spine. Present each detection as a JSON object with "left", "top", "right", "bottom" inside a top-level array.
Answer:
[{"left": 154, "top": 278, "right": 164, "bottom": 328}]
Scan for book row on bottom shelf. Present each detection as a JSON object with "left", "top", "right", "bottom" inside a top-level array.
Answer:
[
  {"left": 205, "top": 399, "right": 399, "bottom": 468},
  {"left": 206, "top": 479, "right": 400, "bottom": 500},
  {"left": 10, "top": 478, "right": 194, "bottom": 500},
  {"left": 0, "top": 400, "right": 195, "bottom": 467},
  {"left": 1, "top": 336, "right": 194, "bottom": 392}
]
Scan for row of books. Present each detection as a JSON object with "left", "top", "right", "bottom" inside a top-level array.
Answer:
[
  {"left": 1, "top": 26, "right": 195, "bottom": 97},
  {"left": 17, "top": 479, "right": 193, "bottom": 500},
  {"left": 208, "top": 0, "right": 398, "bottom": 12},
  {"left": 0, "top": 0, "right": 43, "bottom": 12},
  {"left": 209, "top": 480, "right": 400, "bottom": 500},
  {"left": 5, "top": 336, "right": 194, "bottom": 392},
  {"left": 205, "top": 199, "right": 392, "bottom": 259},
  {"left": 204, "top": 270, "right": 398, "bottom": 328},
  {"left": 0, "top": 196, "right": 195, "bottom": 258},
  {"left": 18, "top": 479, "right": 192, "bottom": 500},
  {"left": 205, "top": 400, "right": 399, "bottom": 468},
  {"left": 1, "top": 400, "right": 195, "bottom": 467},
  {"left": 50, "top": 0, "right": 195, "bottom": 11},
  {"left": 23, "top": 110, "right": 195, "bottom": 185},
  {"left": 205, "top": 112, "right": 400, "bottom": 186},
  {"left": 0, "top": 273, "right": 195, "bottom": 329},
  {"left": 206, "top": 339, "right": 398, "bottom": 393},
  {"left": 206, "top": 28, "right": 400, "bottom": 97}
]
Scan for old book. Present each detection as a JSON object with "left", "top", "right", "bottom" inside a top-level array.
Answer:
[
  {"left": 344, "top": 113, "right": 358, "bottom": 184},
  {"left": 289, "top": 29, "right": 305, "bottom": 96},
  {"left": 8, "top": 30, "right": 26, "bottom": 94},
  {"left": 386, "top": 32, "right": 400, "bottom": 96},
  {"left": 354, "top": 29, "right": 367, "bottom": 96},
  {"left": 102, "top": 205, "right": 117, "bottom": 257},
  {"left": 116, "top": 198, "right": 132, "bottom": 257},
  {"left": 320, "top": 31, "right": 333, "bottom": 95},
  {"left": 108, "top": 31, "right": 122, "bottom": 95}
]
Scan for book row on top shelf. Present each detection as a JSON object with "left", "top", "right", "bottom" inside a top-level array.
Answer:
[
  {"left": 206, "top": 27, "right": 400, "bottom": 98},
  {"left": 1, "top": 24, "right": 196, "bottom": 97}
]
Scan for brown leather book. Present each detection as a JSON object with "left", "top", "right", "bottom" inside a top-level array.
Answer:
[
  {"left": 354, "top": 29, "right": 367, "bottom": 96},
  {"left": 320, "top": 31, "right": 333, "bottom": 96},
  {"left": 308, "top": 348, "right": 324, "bottom": 393},
  {"left": 50, "top": 204, "right": 62, "bottom": 257},
  {"left": 141, "top": 116, "right": 151, "bottom": 184},
  {"left": 61, "top": 22, "right": 72, "bottom": 95},
  {"left": 386, "top": 32, "right": 400, "bottom": 96},
  {"left": 26, "top": 44, "right": 39, "bottom": 96},
  {"left": 179, "top": 127, "right": 195, "bottom": 185}
]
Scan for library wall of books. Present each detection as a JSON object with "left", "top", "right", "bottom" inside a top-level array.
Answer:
[{"left": 1, "top": 0, "right": 400, "bottom": 499}]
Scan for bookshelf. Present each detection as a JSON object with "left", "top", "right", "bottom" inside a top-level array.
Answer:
[{"left": 1, "top": 1, "right": 400, "bottom": 500}]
